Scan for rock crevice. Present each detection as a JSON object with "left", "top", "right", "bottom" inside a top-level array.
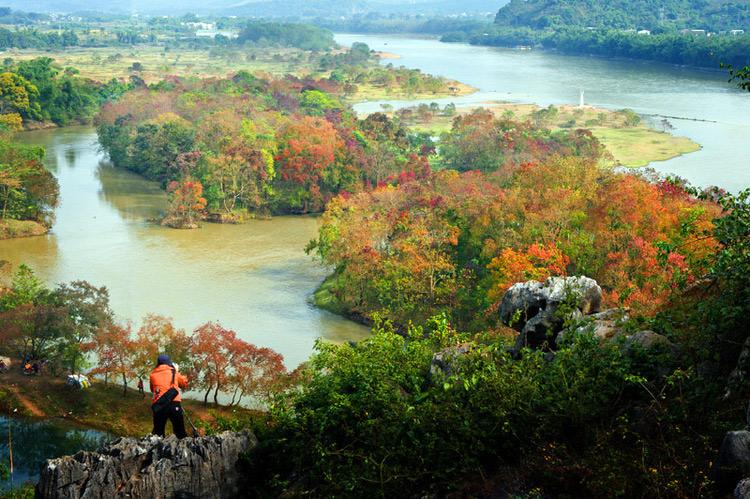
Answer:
[{"left": 35, "top": 430, "right": 257, "bottom": 499}]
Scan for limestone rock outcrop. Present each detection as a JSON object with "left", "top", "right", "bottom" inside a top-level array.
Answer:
[
  {"left": 499, "top": 276, "right": 602, "bottom": 349},
  {"left": 710, "top": 430, "right": 750, "bottom": 495},
  {"left": 430, "top": 342, "right": 475, "bottom": 380},
  {"left": 35, "top": 430, "right": 257, "bottom": 499},
  {"left": 500, "top": 276, "right": 672, "bottom": 354}
]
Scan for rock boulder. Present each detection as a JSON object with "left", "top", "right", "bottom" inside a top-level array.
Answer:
[
  {"left": 35, "top": 430, "right": 257, "bottom": 499},
  {"left": 499, "top": 276, "right": 602, "bottom": 350},
  {"left": 710, "top": 430, "right": 750, "bottom": 495}
]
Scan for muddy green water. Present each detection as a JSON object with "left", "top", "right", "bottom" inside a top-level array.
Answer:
[
  {"left": 0, "top": 414, "right": 109, "bottom": 491},
  {"left": 0, "top": 127, "right": 370, "bottom": 369}
]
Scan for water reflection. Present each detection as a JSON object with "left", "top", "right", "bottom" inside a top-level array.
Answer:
[
  {"left": 95, "top": 161, "right": 166, "bottom": 220},
  {"left": 0, "top": 416, "right": 108, "bottom": 491},
  {"left": 64, "top": 148, "right": 76, "bottom": 168}
]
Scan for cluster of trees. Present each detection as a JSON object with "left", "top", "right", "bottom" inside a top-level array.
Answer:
[
  {"left": 0, "top": 134, "right": 59, "bottom": 226},
  {"left": 315, "top": 16, "right": 492, "bottom": 35},
  {"left": 0, "top": 266, "right": 288, "bottom": 405},
  {"left": 253, "top": 316, "right": 710, "bottom": 495},
  {"left": 457, "top": 27, "right": 750, "bottom": 69},
  {"left": 494, "top": 0, "right": 750, "bottom": 31},
  {"left": 95, "top": 49, "right": 462, "bottom": 220},
  {"left": 0, "top": 266, "right": 111, "bottom": 375},
  {"left": 0, "top": 28, "right": 78, "bottom": 50},
  {"left": 0, "top": 7, "right": 49, "bottom": 26},
  {"left": 256, "top": 188, "right": 750, "bottom": 493},
  {"left": 0, "top": 57, "right": 131, "bottom": 127},
  {"left": 309, "top": 115, "right": 719, "bottom": 330},
  {"left": 437, "top": 109, "right": 605, "bottom": 171},
  {"left": 236, "top": 22, "right": 336, "bottom": 51}
]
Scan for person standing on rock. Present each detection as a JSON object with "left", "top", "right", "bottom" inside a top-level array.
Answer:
[{"left": 150, "top": 354, "right": 189, "bottom": 439}]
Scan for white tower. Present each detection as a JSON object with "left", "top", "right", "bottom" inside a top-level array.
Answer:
[{"left": 579, "top": 90, "right": 584, "bottom": 108}]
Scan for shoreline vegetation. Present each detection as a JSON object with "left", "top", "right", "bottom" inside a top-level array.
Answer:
[
  {"left": 0, "top": 219, "right": 48, "bottom": 239},
  {"left": 393, "top": 101, "right": 701, "bottom": 168}
]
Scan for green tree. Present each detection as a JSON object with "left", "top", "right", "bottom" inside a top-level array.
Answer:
[{"left": 52, "top": 281, "right": 113, "bottom": 374}]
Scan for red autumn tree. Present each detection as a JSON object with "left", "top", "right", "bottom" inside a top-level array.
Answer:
[
  {"left": 89, "top": 321, "right": 137, "bottom": 396},
  {"left": 191, "top": 321, "right": 241, "bottom": 405},
  {"left": 165, "top": 179, "right": 207, "bottom": 228},
  {"left": 275, "top": 116, "right": 344, "bottom": 213},
  {"left": 228, "top": 343, "right": 287, "bottom": 406}
]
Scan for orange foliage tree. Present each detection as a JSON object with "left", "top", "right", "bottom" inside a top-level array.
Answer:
[
  {"left": 311, "top": 156, "right": 720, "bottom": 330},
  {"left": 274, "top": 116, "right": 345, "bottom": 213},
  {"left": 89, "top": 321, "right": 137, "bottom": 396},
  {"left": 165, "top": 179, "right": 207, "bottom": 228}
]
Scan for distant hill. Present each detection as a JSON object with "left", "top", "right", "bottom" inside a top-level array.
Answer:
[
  {"left": 0, "top": 0, "right": 504, "bottom": 16},
  {"left": 494, "top": 0, "right": 750, "bottom": 31}
]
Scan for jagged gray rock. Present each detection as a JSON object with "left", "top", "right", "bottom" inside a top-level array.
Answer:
[
  {"left": 35, "top": 430, "right": 257, "bottom": 499},
  {"left": 737, "top": 478, "right": 750, "bottom": 498},
  {"left": 430, "top": 342, "right": 474, "bottom": 380},
  {"left": 710, "top": 430, "right": 750, "bottom": 495},
  {"left": 499, "top": 276, "right": 602, "bottom": 350},
  {"left": 556, "top": 308, "right": 630, "bottom": 345}
]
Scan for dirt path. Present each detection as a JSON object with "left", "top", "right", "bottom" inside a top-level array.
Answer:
[{"left": 5, "top": 383, "right": 45, "bottom": 417}]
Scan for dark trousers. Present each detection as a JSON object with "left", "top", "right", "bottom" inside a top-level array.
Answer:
[{"left": 152, "top": 401, "right": 188, "bottom": 439}]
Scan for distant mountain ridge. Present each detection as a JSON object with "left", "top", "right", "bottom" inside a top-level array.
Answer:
[
  {"left": 494, "top": 0, "right": 750, "bottom": 30},
  {"left": 0, "top": 0, "right": 503, "bottom": 16}
]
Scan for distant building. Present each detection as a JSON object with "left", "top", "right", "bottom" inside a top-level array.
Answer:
[
  {"left": 637, "top": 30, "right": 651, "bottom": 35},
  {"left": 681, "top": 29, "right": 706, "bottom": 35},
  {"left": 195, "top": 30, "right": 238, "bottom": 39},
  {"left": 730, "top": 29, "right": 745, "bottom": 35},
  {"left": 185, "top": 22, "right": 215, "bottom": 30}
]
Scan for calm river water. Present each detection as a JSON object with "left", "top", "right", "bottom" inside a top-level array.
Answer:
[
  {"left": 0, "top": 127, "right": 370, "bottom": 369},
  {"left": 337, "top": 34, "right": 750, "bottom": 194},
  {"left": 0, "top": 415, "right": 108, "bottom": 491},
  {"left": 0, "top": 34, "right": 747, "bottom": 477},
  {"left": 2, "top": 35, "right": 749, "bottom": 372}
]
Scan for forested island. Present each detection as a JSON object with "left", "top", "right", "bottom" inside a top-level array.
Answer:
[{"left": 0, "top": 10, "right": 749, "bottom": 499}]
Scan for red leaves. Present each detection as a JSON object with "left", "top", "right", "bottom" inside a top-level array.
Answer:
[{"left": 166, "top": 179, "right": 207, "bottom": 224}]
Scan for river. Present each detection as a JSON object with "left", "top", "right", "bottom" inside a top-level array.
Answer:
[
  {"left": 336, "top": 33, "right": 750, "bottom": 194},
  {"left": 0, "top": 127, "right": 371, "bottom": 370},
  {"left": 0, "top": 35, "right": 747, "bottom": 375},
  {"left": 0, "top": 415, "right": 108, "bottom": 491},
  {"left": 0, "top": 33, "right": 746, "bottom": 481}
]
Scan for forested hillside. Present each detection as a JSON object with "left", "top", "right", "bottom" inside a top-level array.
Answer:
[{"left": 495, "top": 0, "right": 750, "bottom": 31}]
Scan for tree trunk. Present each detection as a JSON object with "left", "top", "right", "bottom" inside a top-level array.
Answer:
[
  {"left": 122, "top": 373, "right": 128, "bottom": 397},
  {"left": 229, "top": 387, "right": 240, "bottom": 406}
]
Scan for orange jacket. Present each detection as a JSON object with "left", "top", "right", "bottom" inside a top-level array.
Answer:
[{"left": 149, "top": 364, "right": 188, "bottom": 404}]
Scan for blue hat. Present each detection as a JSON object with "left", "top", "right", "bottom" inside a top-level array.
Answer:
[{"left": 157, "top": 354, "right": 173, "bottom": 367}]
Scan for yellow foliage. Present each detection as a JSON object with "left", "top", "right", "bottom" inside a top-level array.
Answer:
[{"left": 0, "top": 113, "right": 23, "bottom": 132}]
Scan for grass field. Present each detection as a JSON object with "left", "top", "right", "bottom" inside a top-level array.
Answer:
[{"left": 4, "top": 44, "right": 475, "bottom": 101}]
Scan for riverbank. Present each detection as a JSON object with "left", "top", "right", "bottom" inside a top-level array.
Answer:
[
  {"left": 0, "top": 219, "right": 48, "bottom": 239},
  {"left": 0, "top": 360, "right": 257, "bottom": 438},
  {"left": 404, "top": 102, "right": 700, "bottom": 168}
]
